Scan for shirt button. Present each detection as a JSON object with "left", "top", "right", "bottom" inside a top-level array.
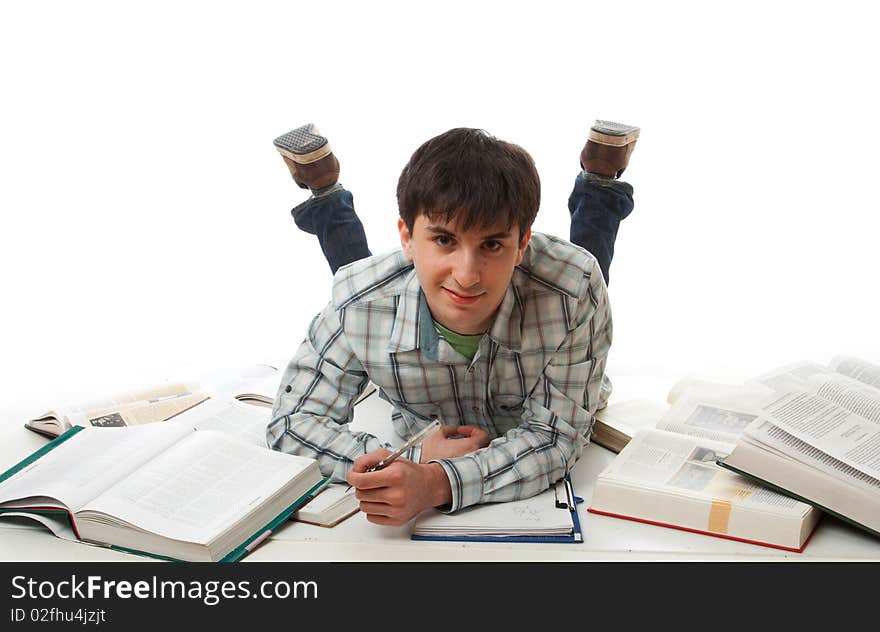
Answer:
[
  {"left": 285, "top": 385, "right": 292, "bottom": 393},
  {"left": 472, "top": 406, "right": 480, "bottom": 413}
]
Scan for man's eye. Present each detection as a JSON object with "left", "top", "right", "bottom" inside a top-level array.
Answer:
[
  {"left": 434, "top": 235, "right": 454, "bottom": 247},
  {"left": 483, "top": 240, "right": 502, "bottom": 252}
]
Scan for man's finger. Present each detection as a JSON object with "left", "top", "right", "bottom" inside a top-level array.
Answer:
[
  {"left": 358, "top": 500, "right": 393, "bottom": 517},
  {"left": 365, "top": 513, "right": 404, "bottom": 526},
  {"left": 354, "top": 487, "right": 391, "bottom": 503},
  {"left": 351, "top": 448, "right": 391, "bottom": 473},
  {"left": 346, "top": 470, "right": 391, "bottom": 490}
]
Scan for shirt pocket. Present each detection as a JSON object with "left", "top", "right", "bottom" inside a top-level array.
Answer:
[
  {"left": 543, "top": 358, "right": 595, "bottom": 395},
  {"left": 490, "top": 393, "right": 526, "bottom": 435},
  {"left": 492, "top": 393, "right": 525, "bottom": 415}
]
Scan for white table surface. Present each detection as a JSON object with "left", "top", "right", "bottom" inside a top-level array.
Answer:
[{"left": 2, "top": 372, "right": 879, "bottom": 562}]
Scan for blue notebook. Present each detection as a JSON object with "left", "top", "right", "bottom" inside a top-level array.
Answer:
[{"left": 411, "top": 476, "right": 583, "bottom": 544}]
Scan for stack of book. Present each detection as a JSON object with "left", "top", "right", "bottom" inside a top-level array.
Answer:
[{"left": 588, "top": 355, "right": 880, "bottom": 550}]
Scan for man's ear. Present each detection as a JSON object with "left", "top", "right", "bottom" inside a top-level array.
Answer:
[
  {"left": 398, "top": 217, "right": 414, "bottom": 261},
  {"left": 514, "top": 229, "right": 532, "bottom": 266}
]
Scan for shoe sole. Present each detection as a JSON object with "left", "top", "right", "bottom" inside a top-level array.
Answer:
[
  {"left": 589, "top": 120, "right": 640, "bottom": 147},
  {"left": 273, "top": 124, "right": 333, "bottom": 165}
]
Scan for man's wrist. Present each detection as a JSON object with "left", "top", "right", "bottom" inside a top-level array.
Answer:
[{"left": 424, "top": 462, "right": 452, "bottom": 508}]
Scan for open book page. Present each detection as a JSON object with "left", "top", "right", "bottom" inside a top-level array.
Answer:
[
  {"left": 830, "top": 356, "right": 880, "bottom": 389},
  {"left": 749, "top": 361, "right": 834, "bottom": 393},
  {"left": 168, "top": 398, "right": 272, "bottom": 449},
  {"left": 656, "top": 401, "right": 758, "bottom": 445},
  {"left": 805, "top": 373, "right": 880, "bottom": 422},
  {"left": 80, "top": 430, "right": 317, "bottom": 544},
  {"left": 602, "top": 429, "right": 806, "bottom": 511},
  {"left": 0, "top": 423, "right": 191, "bottom": 512},
  {"left": 741, "top": 418, "right": 880, "bottom": 494},
  {"left": 68, "top": 391, "right": 209, "bottom": 429},
  {"left": 758, "top": 390, "right": 880, "bottom": 480},
  {"left": 27, "top": 382, "right": 208, "bottom": 435},
  {"left": 413, "top": 483, "right": 573, "bottom": 536},
  {"left": 666, "top": 378, "right": 772, "bottom": 406},
  {"left": 0, "top": 512, "right": 78, "bottom": 540},
  {"left": 655, "top": 384, "right": 775, "bottom": 444}
]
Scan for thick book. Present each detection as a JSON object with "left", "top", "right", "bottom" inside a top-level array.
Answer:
[
  {"left": 589, "top": 428, "right": 821, "bottom": 551},
  {"left": 411, "top": 478, "right": 583, "bottom": 543},
  {"left": 592, "top": 399, "right": 669, "bottom": 453},
  {"left": 0, "top": 403, "right": 326, "bottom": 561},
  {"left": 719, "top": 355, "right": 880, "bottom": 539},
  {"left": 293, "top": 483, "right": 359, "bottom": 528}
]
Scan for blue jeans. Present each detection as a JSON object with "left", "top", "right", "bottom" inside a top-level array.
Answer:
[{"left": 291, "top": 172, "right": 634, "bottom": 285}]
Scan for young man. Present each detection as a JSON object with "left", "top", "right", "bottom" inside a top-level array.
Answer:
[{"left": 268, "top": 123, "right": 638, "bottom": 525}]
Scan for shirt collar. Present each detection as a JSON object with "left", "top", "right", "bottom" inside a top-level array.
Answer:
[{"left": 386, "top": 270, "right": 524, "bottom": 357}]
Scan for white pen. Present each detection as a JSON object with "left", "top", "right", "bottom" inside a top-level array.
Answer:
[{"left": 366, "top": 419, "right": 442, "bottom": 472}]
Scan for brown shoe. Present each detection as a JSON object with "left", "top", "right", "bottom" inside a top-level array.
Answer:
[
  {"left": 273, "top": 123, "right": 340, "bottom": 190},
  {"left": 580, "top": 120, "right": 640, "bottom": 179}
]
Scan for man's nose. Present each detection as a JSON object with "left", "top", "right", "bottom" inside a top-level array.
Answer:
[{"left": 453, "top": 250, "right": 481, "bottom": 289}]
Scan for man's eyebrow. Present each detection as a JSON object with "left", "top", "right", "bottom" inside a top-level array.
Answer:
[
  {"left": 424, "top": 225, "right": 512, "bottom": 240},
  {"left": 425, "top": 225, "right": 456, "bottom": 236}
]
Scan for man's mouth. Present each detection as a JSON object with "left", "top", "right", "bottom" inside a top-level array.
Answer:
[{"left": 442, "top": 287, "right": 484, "bottom": 305}]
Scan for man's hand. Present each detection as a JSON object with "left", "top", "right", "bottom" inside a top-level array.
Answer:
[
  {"left": 419, "top": 425, "right": 490, "bottom": 462},
  {"left": 347, "top": 449, "right": 453, "bottom": 526}
]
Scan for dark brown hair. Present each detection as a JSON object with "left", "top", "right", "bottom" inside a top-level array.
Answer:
[{"left": 396, "top": 128, "right": 540, "bottom": 238}]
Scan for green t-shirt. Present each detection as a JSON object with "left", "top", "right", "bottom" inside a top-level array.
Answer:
[{"left": 433, "top": 320, "right": 483, "bottom": 361}]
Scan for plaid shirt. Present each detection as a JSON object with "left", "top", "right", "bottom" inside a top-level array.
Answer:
[{"left": 268, "top": 232, "right": 613, "bottom": 512}]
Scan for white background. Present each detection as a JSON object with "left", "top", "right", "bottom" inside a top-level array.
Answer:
[{"left": 2, "top": 1, "right": 878, "bottom": 416}]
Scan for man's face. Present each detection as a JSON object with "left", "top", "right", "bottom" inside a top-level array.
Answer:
[{"left": 398, "top": 213, "right": 531, "bottom": 335}]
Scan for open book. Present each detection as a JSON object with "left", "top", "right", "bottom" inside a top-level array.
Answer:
[
  {"left": 25, "top": 365, "right": 376, "bottom": 439},
  {"left": 22, "top": 364, "right": 280, "bottom": 438},
  {"left": 24, "top": 381, "right": 211, "bottom": 439},
  {"left": 0, "top": 399, "right": 325, "bottom": 561},
  {"left": 719, "top": 355, "right": 880, "bottom": 538}
]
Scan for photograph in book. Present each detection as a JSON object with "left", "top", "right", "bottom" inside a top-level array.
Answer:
[
  {"left": 589, "top": 428, "right": 821, "bottom": 551},
  {"left": 0, "top": 415, "right": 325, "bottom": 561}
]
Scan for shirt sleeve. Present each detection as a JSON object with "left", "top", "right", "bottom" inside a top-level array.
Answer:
[
  {"left": 430, "top": 265, "right": 613, "bottom": 512},
  {"left": 267, "top": 301, "right": 388, "bottom": 482}
]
